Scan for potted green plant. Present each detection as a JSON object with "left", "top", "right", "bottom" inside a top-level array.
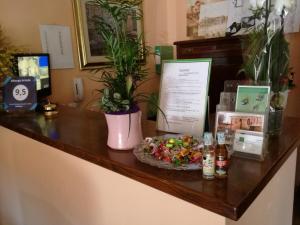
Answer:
[
  {"left": 240, "top": 0, "right": 295, "bottom": 135},
  {"left": 91, "top": 0, "right": 155, "bottom": 150},
  {"left": 0, "top": 26, "right": 19, "bottom": 111}
]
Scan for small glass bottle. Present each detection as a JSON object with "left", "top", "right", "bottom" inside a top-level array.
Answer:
[
  {"left": 215, "top": 132, "right": 229, "bottom": 179},
  {"left": 202, "top": 132, "right": 215, "bottom": 180}
]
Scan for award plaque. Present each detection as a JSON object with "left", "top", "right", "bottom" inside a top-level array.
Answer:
[{"left": 3, "top": 77, "right": 37, "bottom": 111}]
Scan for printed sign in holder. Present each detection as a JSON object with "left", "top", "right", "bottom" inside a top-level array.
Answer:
[
  {"left": 231, "top": 85, "right": 271, "bottom": 160},
  {"left": 3, "top": 77, "right": 37, "bottom": 112},
  {"left": 235, "top": 85, "right": 270, "bottom": 114},
  {"left": 156, "top": 59, "right": 212, "bottom": 137}
]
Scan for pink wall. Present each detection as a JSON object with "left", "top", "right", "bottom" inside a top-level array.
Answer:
[
  {"left": 0, "top": 0, "right": 92, "bottom": 105},
  {"left": 0, "top": 0, "right": 299, "bottom": 116},
  {"left": 286, "top": 33, "right": 300, "bottom": 117},
  {"left": 0, "top": 0, "right": 166, "bottom": 111}
]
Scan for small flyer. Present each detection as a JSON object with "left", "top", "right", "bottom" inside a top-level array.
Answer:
[
  {"left": 235, "top": 85, "right": 270, "bottom": 114},
  {"left": 215, "top": 111, "right": 265, "bottom": 145}
]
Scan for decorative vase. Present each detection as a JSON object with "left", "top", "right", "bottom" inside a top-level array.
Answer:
[
  {"left": 268, "top": 91, "right": 288, "bottom": 136},
  {"left": 105, "top": 110, "right": 143, "bottom": 150},
  {"left": 268, "top": 109, "right": 284, "bottom": 136}
]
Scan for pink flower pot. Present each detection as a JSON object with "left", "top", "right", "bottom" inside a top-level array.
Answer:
[{"left": 105, "top": 110, "right": 143, "bottom": 150}]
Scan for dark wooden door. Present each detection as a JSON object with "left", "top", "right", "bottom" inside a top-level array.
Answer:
[{"left": 174, "top": 36, "right": 244, "bottom": 113}]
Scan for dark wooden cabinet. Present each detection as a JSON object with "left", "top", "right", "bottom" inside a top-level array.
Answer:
[{"left": 174, "top": 36, "right": 245, "bottom": 113}]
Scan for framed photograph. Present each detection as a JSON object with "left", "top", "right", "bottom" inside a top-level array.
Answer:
[
  {"left": 235, "top": 85, "right": 270, "bottom": 114},
  {"left": 215, "top": 111, "right": 265, "bottom": 144},
  {"left": 186, "top": 0, "right": 229, "bottom": 38},
  {"left": 157, "top": 59, "right": 212, "bottom": 137},
  {"left": 72, "top": 0, "right": 143, "bottom": 69}
]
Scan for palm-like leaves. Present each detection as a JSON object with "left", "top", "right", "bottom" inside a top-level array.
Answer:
[
  {"left": 0, "top": 26, "right": 18, "bottom": 78},
  {"left": 241, "top": 25, "right": 289, "bottom": 92},
  {"left": 92, "top": 0, "right": 147, "bottom": 113},
  {"left": 240, "top": 0, "right": 290, "bottom": 93},
  {"left": 268, "top": 27, "right": 289, "bottom": 92}
]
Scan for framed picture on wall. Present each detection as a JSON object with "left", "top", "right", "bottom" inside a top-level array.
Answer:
[{"left": 72, "top": 0, "right": 144, "bottom": 69}]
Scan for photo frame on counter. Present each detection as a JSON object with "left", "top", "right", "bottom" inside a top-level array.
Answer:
[
  {"left": 72, "top": 0, "right": 144, "bottom": 69},
  {"left": 235, "top": 85, "right": 270, "bottom": 114},
  {"left": 232, "top": 129, "right": 267, "bottom": 161},
  {"left": 215, "top": 111, "right": 265, "bottom": 144},
  {"left": 156, "top": 59, "right": 212, "bottom": 137}
]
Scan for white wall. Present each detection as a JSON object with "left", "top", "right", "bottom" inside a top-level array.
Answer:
[
  {"left": 0, "top": 125, "right": 297, "bottom": 225},
  {"left": 0, "top": 126, "right": 225, "bottom": 225}
]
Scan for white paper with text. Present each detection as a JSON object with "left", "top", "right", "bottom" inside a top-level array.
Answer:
[
  {"left": 40, "top": 25, "right": 74, "bottom": 69},
  {"left": 157, "top": 60, "right": 211, "bottom": 136}
]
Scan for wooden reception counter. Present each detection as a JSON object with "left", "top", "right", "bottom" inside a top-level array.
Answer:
[{"left": 0, "top": 106, "right": 298, "bottom": 225}]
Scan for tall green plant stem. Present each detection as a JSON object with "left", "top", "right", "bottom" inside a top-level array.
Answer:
[{"left": 263, "top": 0, "right": 271, "bottom": 83}]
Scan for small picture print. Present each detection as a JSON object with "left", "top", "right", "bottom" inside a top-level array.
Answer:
[
  {"left": 215, "top": 111, "right": 265, "bottom": 144},
  {"left": 235, "top": 86, "right": 270, "bottom": 114}
]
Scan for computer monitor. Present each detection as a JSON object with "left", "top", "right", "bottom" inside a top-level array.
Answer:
[{"left": 13, "top": 53, "right": 51, "bottom": 99}]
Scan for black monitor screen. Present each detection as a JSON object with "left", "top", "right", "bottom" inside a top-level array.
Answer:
[{"left": 14, "top": 53, "right": 51, "bottom": 98}]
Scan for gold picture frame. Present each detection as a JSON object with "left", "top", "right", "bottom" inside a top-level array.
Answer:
[{"left": 72, "top": 0, "right": 144, "bottom": 70}]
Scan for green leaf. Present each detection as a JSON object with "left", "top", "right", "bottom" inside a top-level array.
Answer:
[
  {"left": 90, "top": 0, "right": 164, "bottom": 116},
  {"left": 113, "top": 92, "right": 121, "bottom": 100},
  {"left": 126, "top": 75, "right": 133, "bottom": 96}
]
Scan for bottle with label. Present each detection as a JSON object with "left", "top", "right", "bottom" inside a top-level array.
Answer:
[
  {"left": 215, "top": 132, "right": 229, "bottom": 179},
  {"left": 202, "top": 132, "right": 215, "bottom": 180}
]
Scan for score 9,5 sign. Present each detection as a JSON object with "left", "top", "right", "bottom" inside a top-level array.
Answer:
[
  {"left": 13, "top": 84, "right": 29, "bottom": 101},
  {"left": 3, "top": 77, "right": 37, "bottom": 111}
]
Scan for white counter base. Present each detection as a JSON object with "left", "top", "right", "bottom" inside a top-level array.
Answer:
[{"left": 0, "top": 126, "right": 297, "bottom": 225}]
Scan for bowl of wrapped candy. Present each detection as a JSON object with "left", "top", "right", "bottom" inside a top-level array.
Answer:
[{"left": 133, "top": 134, "right": 203, "bottom": 170}]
